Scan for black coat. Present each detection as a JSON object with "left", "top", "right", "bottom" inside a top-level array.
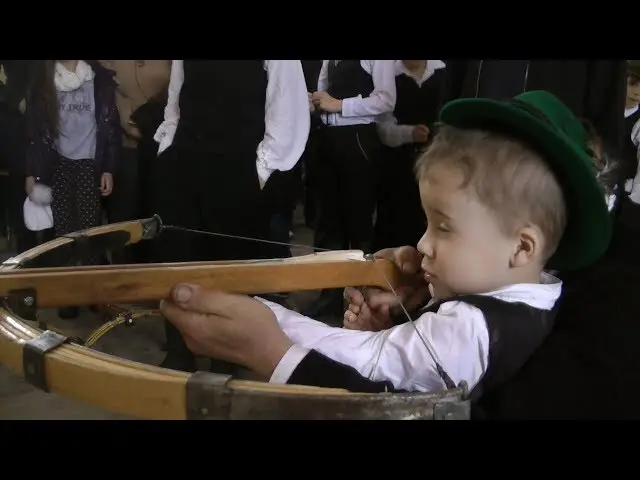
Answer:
[{"left": 443, "top": 60, "right": 627, "bottom": 153}]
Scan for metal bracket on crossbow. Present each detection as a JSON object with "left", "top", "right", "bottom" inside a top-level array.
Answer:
[
  {"left": 433, "top": 399, "right": 471, "bottom": 420},
  {"left": 141, "top": 214, "right": 163, "bottom": 240},
  {"left": 5, "top": 288, "right": 38, "bottom": 321},
  {"left": 22, "top": 330, "right": 70, "bottom": 392},
  {"left": 431, "top": 380, "right": 471, "bottom": 420},
  {"left": 185, "top": 371, "right": 233, "bottom": 420}
]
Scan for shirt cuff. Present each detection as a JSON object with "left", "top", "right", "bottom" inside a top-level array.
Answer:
[
  {"left": 256, "top": 161, "right": 275, "bottom": 185},
  {"left": 154, "top": 120, "right": 178, "bottom": 155},
  {"left": 340, "top": 95, "right": 362, "bottom": 118},
  {"left": 154, "top": 120, "right": 177, "bottom": 143},
  {"left": 269, "top": 344, "right": 311, "bottom": 384},
  {"left": 399, "top": 125, "right": 415, "bottom": 144}
]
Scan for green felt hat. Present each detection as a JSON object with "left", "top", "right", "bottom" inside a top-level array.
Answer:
[{"left": 439, "top": 90, "right": 611, "bottom": 271}]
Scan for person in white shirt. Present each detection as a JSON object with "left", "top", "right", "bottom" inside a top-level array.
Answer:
[
  {"left": 305, "top": 60, "right": 397, "bottom": 322},
  {"left": 152, "top": 60, "right": 310, "bottom": 372}
]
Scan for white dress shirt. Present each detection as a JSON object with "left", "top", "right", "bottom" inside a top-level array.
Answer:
[
  {"left": 316, "top": 60, "right": 397, "bottom": 127},
  {"left": 259, "top": 272, "right": 561, "bottom": 393},
  {"left": 154, "top": 60, "right": 310, "bottom": 184},
  {"left": 376, "top": 60, "right": 446, "bottom": 148}
]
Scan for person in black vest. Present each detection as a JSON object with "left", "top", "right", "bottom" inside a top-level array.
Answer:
[
  {"left": 158, "top": 92, "right": 612, "bottom": 410},
  {"left": 152, "top": 60, "right": 309, "bottom": 372},
  {"left": 373, "top": 60, "right": 446, "bottom": 251},
  {"left": 444, "top": 60, "right": 627, "bottom": 155},
  {"left": 304, "top": 60, "right": 396, "bottom": 322}
]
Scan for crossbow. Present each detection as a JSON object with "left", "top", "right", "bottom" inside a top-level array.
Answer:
[{"left": 0, "top": 216, "right": 470, "bottom": 420}]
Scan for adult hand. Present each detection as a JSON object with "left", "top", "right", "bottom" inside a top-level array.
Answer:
[{"left": 160, "top": 284, "right": 294, "bottom": 378}]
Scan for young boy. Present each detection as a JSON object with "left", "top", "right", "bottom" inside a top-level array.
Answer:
[{"left": 160, "top": 91, "right": 612, "bottom": 400}]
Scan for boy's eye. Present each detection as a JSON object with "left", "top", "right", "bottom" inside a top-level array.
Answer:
[{"left": 436, "top": 223, "right": 450, "bottom": 233}]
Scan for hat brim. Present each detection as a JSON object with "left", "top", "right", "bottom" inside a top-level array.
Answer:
[{"left": 440, "top": 98, "right": 611, "bottom": 271}]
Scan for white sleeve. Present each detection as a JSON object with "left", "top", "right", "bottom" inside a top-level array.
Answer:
[
  {"left": 154, "top": 60, "right": 184, "bottom": 155},
  {"left": 376, "top": 111, "right": 415, "bottom": 147},
  {"left": 255, "top": 60, "right": 311, "bottom": 184},
  {"left": 341, "top": 60, "right": 397, "bottom": 118},
  {"left": 259, "top": 298, "right": 490, "bottom": 393}
]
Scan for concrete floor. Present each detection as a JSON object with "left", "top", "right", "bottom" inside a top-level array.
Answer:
[{"left": 0, "top": 205, "right": 323, "bottom": 420}]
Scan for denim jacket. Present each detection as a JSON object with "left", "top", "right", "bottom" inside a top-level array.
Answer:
[{"left": 25, "top": 60, "right": 121, "bottom": 182}]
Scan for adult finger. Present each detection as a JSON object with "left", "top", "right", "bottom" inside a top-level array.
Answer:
[
  {"left": 170, "top": 283, "right": 245, "bottom": 317},
  {"left": 373, "top": 246, "right": 423, "bottom": 274},
  {"left": 366, "top": 290, "right": 401, "bottom": 310},
  {"left": 343, "top": 309, "right": 358, "bottom": 326},
  {"left": 344, "top": 286, "right": 364, "bottom": 305},
  {"left": 391, "top": 246, "right": 423, "bottom": 274}
]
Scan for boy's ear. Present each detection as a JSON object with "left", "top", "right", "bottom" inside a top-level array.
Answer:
[{"left": 510, "top": 226, "right": 541, "bottom": 267}]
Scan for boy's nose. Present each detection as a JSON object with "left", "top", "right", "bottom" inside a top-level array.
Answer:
[{"left": 416, "top": 230, "right": 435, "bottom": 260}]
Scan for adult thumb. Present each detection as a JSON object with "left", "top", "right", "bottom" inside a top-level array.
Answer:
[{"left": 171, "top": 283, "right": 242, "bottom": 317}]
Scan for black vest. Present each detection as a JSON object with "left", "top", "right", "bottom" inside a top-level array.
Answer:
[
  {"left": 286, "top": 292, "right": 557, "bottom": 412},
  {"left": 326, "top": 60, "right": 374, "bottom": 100},
  {"left": 174, "top": 60, "right": 267, "bottom": 156},
  {"left": 393, "top": 68, "right": 446, "bottom": 128},
  {"left": 416, "top": 294, "right": 557, "bottom": 415}
]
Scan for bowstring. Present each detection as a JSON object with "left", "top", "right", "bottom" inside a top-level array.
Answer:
[
  {"left": 161, "top": 224, "right": 334, "bottom": 253},
  {"left": 368, "top": 256, "right": 457, "bottom": 390}
]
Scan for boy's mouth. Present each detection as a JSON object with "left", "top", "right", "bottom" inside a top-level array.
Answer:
[{"left": 422, "top": 267, "right": 436, "bottom": 282}]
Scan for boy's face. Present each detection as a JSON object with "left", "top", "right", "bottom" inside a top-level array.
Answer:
[
  {"left": 416, "top": 164, "right": 520, "bottom": 300},
  {"left": 626, "top": 76, "right": 640, "bottom": 108}
]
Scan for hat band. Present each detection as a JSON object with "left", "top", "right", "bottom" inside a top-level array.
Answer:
[{"left": 508, "top": 99, "right": 554, "bottom": 127}]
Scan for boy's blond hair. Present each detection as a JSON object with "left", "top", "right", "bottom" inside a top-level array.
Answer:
[{"left": 415, "top": 124, "right": 568, "bottom": 263}]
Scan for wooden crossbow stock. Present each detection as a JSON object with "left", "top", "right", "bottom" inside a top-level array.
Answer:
[{"left": 0, "top": 216, "right": 470, "bottom": 420}]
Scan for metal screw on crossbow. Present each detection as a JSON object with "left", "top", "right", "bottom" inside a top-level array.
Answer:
[{"left": 24, "top": 296, "right": 34, "bottom": 307}]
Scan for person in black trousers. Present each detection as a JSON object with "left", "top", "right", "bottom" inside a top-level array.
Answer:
[
  {"left": 373, "top": 59, "right": 447, "bottom": 251},
  {"left": 0, "top": 60, "right": 41, "bottom": 254},
  {"left": 304, "top": 60, "right": 396, "bottom": 322},
  {"left": 152, "top": 60, "right": 309, "bottom": 372}
]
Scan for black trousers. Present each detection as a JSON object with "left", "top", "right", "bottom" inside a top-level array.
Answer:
[
  {"left": 308, "top": 123, "right": 382, "bottom": 319},
  {"left": 152, "top": 145, "right": 272, "bottom": 263},
  {"left": 152, "top": 144, "right": 273, "bottom": 369},
  {"left": 105, "top": 146, "right": 141, "bottom": 264},
  {"left": 0, "top": 108, "right": 39, "bottom": 254},
  {"left": 373, "top": 144, "right": 426, "bottom": 251},
  {"left": 51, "top": 157, "right": 103, "bottom": 266},
  {"left": 312, "top": 123, "right": 381, "bottom": 252}
]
